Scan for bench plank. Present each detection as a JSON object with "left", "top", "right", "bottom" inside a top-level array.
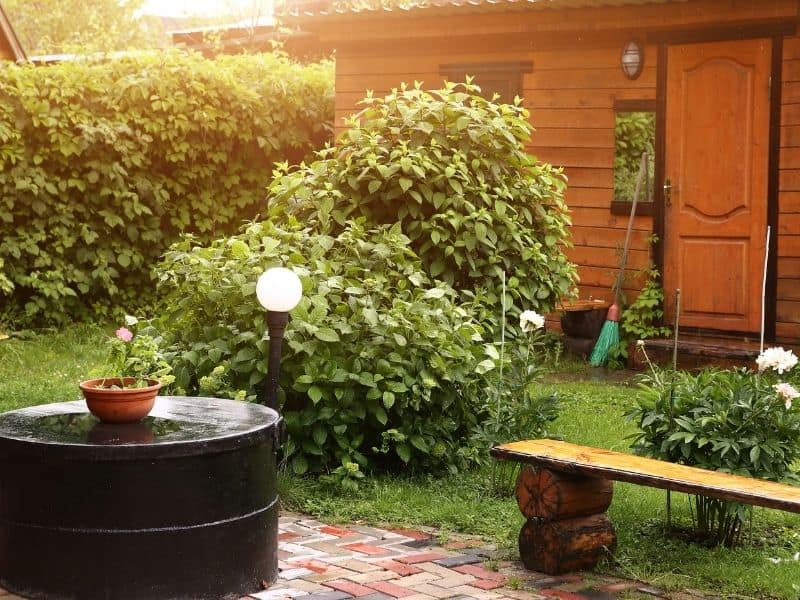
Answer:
[{"left": 491, "top": 439, "right": 800, "bottom": 514}]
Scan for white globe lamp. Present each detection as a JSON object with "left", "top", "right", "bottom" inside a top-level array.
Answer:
[
  {"left": 257, "top": 267, "right": 303, "bottom": 410},
  {"left": 256, "top": 267, "right": 302, "bottom": 312}
]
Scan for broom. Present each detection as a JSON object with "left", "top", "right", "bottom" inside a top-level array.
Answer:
[{"left": 589, "top": 152, "right": 647, "bottom": 366}]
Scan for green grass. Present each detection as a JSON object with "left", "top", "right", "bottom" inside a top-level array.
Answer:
[
  {"left": 3, "top": 327, "right": 800, "bottom": 598},
  {"left": 0, "top": 323, "right": 106, "bottom": 412}
]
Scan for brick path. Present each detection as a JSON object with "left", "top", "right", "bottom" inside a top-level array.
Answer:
[
  {"left": 251, "top": 513, "right": 675, "bottom": 600},
  {"left": 0, "top": 512, "right": 705, "bottom": 599}
]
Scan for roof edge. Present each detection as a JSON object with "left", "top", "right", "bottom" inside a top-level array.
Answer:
[{"left": 280, "top": 0, "right": 690, "bottom": 22}]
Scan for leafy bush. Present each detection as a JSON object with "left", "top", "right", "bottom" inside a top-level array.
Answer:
[
  {"left": 473, "top": 310, "right": 560, "bottom": 495},
  {"left": 621, "top": 265, "right": 671, "bottom": 341},
  {"left": 268, "top": 81, "right": 577, "bottom": 330},
  {"left": 627, "top": 348, "right": 800, "bottom": 546},
  {"left": 153, "top": 218, "right": 491, "bottom": 476},
  {"left": 0, "top": 51, "right": 333, "bottom": 325}
]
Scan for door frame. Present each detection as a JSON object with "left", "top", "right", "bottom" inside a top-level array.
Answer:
[{"left": 650, "top": 27, "right": 785, "bottom": 340}]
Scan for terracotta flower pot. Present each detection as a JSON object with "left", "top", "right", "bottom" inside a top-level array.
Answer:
[{"left": 79, "top": 377, "right": 162, "bottom": 424}]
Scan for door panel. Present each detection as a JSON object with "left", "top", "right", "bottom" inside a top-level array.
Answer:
[{"left": 664, "top": 39, "right": 770, "bottom": 332}]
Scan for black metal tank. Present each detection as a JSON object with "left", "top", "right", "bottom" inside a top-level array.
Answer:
[{"left": 0, "top": 396, "right": 281, "bottom": 600}]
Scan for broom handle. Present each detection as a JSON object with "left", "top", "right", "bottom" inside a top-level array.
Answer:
[{"left": 613, "top": 152, "right": 647, "bottom": 302}]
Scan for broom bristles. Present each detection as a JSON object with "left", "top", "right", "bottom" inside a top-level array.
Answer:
[{"left": 589, "top": 320, "right": 620, "bottom": 366}]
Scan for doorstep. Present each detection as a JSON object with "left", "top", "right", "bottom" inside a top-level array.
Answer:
[{"left": 637, "top": 334, "right": 779, "bottom": 370}]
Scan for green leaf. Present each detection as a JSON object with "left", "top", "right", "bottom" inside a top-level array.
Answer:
[
  {"left": 234, "top": 347, "right": 257, "bottom": 362},
  {"left": 315, "top": 328, "right": 340, "bottom": 342},
  {"left": 313, "top": 424, "right": 327, "bottom": 446},
  {"left": 292, "top": 454, "right": 308, "bottom": 475},
  {"left": 308, "top": 385, "right": 324, "bottom": 404},
  {"left": 396, "top": 444, "right": 411, "bottom": 463},
  {"left": 475, "top": 359, "right": 496, "bottom": 374},
  {"left": 410, "top": 435, "right": 428, "bottom": 452},
  {"left": 424, "top": 287, "right": 446, "bottom": 299}
]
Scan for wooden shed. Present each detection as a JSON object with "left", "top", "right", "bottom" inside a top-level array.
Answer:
[
  {"left": 0, "top": 3, "right": 25, "bottom": 63},
  {"left": 287, "top": 0, "right": 800, "bottom": 346}
]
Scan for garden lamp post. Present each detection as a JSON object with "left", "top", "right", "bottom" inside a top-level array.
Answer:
[{"left": 256, "top": 267, "right": 303, "bottom": 411}]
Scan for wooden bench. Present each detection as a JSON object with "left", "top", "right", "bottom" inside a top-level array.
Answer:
[{"left": 490, "top": 439, "right": 800, "bottom": 575}]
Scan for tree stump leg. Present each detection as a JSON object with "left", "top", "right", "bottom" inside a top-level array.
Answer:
[{"left": 515, "top": 467, "right": 617, "bottom": 575}]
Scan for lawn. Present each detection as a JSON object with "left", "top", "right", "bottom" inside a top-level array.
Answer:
[{"left": 2, "top": 326, "right": 800, "bottom": 598}]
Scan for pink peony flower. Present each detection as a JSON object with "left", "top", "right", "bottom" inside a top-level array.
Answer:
[{"left": 115, "top": 327, "right": 133, "bottom": 342}]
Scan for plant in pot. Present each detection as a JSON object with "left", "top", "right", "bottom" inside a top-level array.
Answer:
[{"left": 80, "top": 316, "right": 174, "bottom": 424}]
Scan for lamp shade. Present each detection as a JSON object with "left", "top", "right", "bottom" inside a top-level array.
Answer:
[
  {"left": 256, "top": 267, "right": 303, "bottom": 312},
  {"left": 621, "top": 40, "right": 643, "bottom": 80}
]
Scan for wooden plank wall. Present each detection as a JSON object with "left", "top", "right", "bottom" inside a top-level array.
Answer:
[
  {"left": 0, "top": 40, "right": 13, "bottom": 61},
  {"left": 780, "top": 36, "right": 800, "bottom": 342},
  {"left": 335, "top": 37, "right": 656, "bottom": 310}
]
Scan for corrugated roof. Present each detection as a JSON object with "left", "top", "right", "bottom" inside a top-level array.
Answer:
[{"left": 282, "top": 0, "right": 689, "bottom": 20}]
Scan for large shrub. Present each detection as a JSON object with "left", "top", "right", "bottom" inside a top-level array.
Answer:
[
  {"left": 268, "top": 82, "right": 577, "bottom": 330},
  {"left": 154, "top": 218, "right": 490, "bottom": 477},
  {"left": 0, "top": 51, "right": 333, "bottom": 325}
]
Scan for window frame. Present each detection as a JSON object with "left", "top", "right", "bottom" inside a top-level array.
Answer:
[{"left": 439, "top": 61, "right": 533, "bottom": 104}]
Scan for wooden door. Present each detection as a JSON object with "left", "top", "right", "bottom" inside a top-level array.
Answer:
[{"left": 664, "top": 39, "right": 771, "bottom": 333}]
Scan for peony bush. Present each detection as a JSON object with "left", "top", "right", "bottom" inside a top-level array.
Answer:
[{"left": 627, "top": 346, "right": 800, "bottom": 546}]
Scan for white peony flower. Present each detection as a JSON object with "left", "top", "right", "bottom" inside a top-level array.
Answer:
[
  {"left": 756, "top": 347, "right": 798, "bottom": 375},
  {"left": 519, "top": 310, "right": 545, "bottom": 332},
  {"left": 774, "top": 382, "right": 800, "bottom": 409}
]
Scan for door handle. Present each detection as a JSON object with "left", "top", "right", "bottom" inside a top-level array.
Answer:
[{"left": 663, "top": 178, "right": 672, "bottom": 206}]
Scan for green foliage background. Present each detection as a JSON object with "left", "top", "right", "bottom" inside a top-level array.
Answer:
[
  {"left": 4, "top": 0, "right": 163, "bottom": 56},
  {"left": 0, "top": 51, "right": 333, "bottom": 324}
]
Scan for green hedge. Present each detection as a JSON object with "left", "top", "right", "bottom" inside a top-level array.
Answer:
[{"left": 0, "top": 51, "right": 334, "bottom": 324}]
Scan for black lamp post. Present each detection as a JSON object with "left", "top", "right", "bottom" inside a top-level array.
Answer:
[{"left": 256, "top": 267, "right": 302, "bottom": 411}]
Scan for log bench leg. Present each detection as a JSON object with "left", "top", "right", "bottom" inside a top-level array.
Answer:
[{"left": 515, "top": 466, "right": 617, "bottom": 575}]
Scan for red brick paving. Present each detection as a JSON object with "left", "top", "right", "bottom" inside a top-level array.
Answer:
[
  {"left": 395, "top": 552, "right": 449, "bottom": 564},
  {"left": 240, "top": 513, "right": 694, "bottom": 600},
  {"left": 453, "top": 564, "right": 507, "bottom": 582},
  {"left": 366, "top": 581, "right": 418, "bottom": 598},
  {"left": 342, "top": 543, "right": 393, "bottom": 556},
  {"left": 324, "top": 580, "right": 376, "bottom": 597},
  {"left": 470, "top": 579, "right": 507, "bottom": 590},
  {"left": 375, "top": 560, "right": 424, "bottom": 576},
  {"left": 322, "top": 526, "right": 353, "bottom": 537}
]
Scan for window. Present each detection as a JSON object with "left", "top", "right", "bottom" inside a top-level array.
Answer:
[
  {"left": 612, "top": 99, "right": 656, "bottom": 216},
  {"left": 439, "top": 61, "right": 533, "bottom": 103}
]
